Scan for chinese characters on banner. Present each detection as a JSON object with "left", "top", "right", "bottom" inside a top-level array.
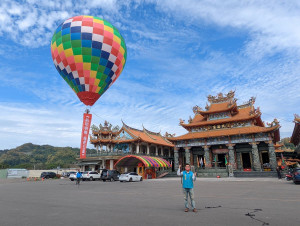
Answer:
[{"left": 80, "top": 113, "right": 92, "bottom": 159}]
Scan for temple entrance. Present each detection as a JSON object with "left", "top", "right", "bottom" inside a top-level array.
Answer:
[
  {"left": 198, "top": 155, "right": 205, "bottom": 168},
  {"left": 218, "top": 154, "right": 226, "bottom": 167},
  {"left": 261, "top": 152, "right": 269, "bottom": 164},
  {"left": 242, "top": 153, "right": 252, "bottom": 169}
]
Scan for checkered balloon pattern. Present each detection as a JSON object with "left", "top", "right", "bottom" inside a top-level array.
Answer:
[{"left": 51, "top": 15, "right": 127, "bottom": 106}]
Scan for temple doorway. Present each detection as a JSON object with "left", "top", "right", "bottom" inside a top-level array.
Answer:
[
  {"left": 218, "top": 154, "right": 226, "bottom": 167},
  {"left": 242, "top": 153, "right": 252, "bottom": 169},
  {"left": 261, "top": 152, "right": 269, "bottom": 164},
  {"left": 198, "top": 155, "right": 205, "bottom": 168}
]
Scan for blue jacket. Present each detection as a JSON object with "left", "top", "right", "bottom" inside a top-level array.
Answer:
[
  {"left": 76, "top": 172, "right": 82, "bottom": 178},
  {"left": 177, "top": 169, "right": 196, "bottom": 189}
]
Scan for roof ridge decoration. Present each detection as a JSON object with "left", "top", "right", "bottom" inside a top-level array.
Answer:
[
  {"left": 294, "top": 114, "right": 300, "bottom": 122},
  {"left": 249, "top": 106, "right": 261, "bottom": 116},
  {"left": 143, "top": 125, "right": 161, "bottom": 136},
  {"left": 266, "top": 118, "right": 280, "bottom": 127},
  {"left": 121, "top": 120, "right": 143, "bottom": 132},
  {"left": 165, "top": 132, "right": 176, "bottom": 138},
  {"left": 158, "top": 132, "right": 174, "bottom": 144},
  {"left": 193, "top": 105, "right": 203, "bottom": 114},
  {"left": 143, "top": 126, "right": 157, "bottom": 141},
  {"left": 207, "top": 90, "right": 235, "bottom": 104},
  {"left": 238, "top": 97, "right": 256, "bottom": 109},
  {"left": 99, "top": 120, "right": 114, "bottom": 132}
]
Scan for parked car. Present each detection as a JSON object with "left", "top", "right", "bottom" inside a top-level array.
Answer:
[
  {"left": 40, "top": 172, "right": 56, "bottom": 179},
  {"left": 119, "top": 172, "right": 143, "bottom": 182},
  {"left": 62, "top": 171, "right": 76, "bottom": 178},
  {"left": 69, "top": 172, "right": 77, "bottom": 181},
  {"left": 100, "top": 170, "right": 120, "bottom": 182},
  {"left": 82, "top": 171, "right": 101, "bottom": 181},
  {"left": 293, "top": 168, "right": 300, "bottom": 184}
]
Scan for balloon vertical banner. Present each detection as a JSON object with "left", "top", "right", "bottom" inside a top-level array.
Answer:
[{"left": 80, "top": 113, "right": 92, "bottom": 159}]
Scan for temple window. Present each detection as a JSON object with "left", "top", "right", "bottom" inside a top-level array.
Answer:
[{"left": 209, "top": 112, "right": 230, "bottom": 120}]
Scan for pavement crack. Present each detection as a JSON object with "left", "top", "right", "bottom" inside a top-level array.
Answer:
[
  {"left": 205, "top": 206, "right": 269, "bottom": 225},
  {"left": 244, "top": 209, "right": 269, "bottom": 226},
  {"left": 205, "top": 205, "right": 222, "bottom": 208}
]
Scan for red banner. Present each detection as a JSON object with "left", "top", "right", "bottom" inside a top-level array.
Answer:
[{"left": 80, "top": 113, "right": 92, "bottom": 159}]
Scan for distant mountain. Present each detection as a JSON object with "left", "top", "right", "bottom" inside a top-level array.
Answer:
[{"left": 0, "top": 143, "right": 96, "bottom": 169}]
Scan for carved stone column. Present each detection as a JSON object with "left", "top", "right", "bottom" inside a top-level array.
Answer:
[
  {"left": 236, "top": 152, "right": 242, "bottom": 170},
  {"left": 184, "top": 147, "right": 191, "bottom": 165},
  {"left": 136, "top": 143, "right": 140, "bottom": 154},
  {"left": 147, "top": 145, "right": 150, "bottom": 155},
  {"left": 227, "top": 144, "right": 236, "bottom": 169},
  {"left": 193, "top": 154, "right": 198, "bottom": 167},
  {"left": 251, "top": 142, "right": 261, "bottom": 171},
  {"left": 174, "top": 147, "right": 179, "bottom": 170},
  {"left": 268, "top": 142, "right": 277, "bottom": 171},
  {"left": 155, "top": 146, "right": 158, "bottom": 156},
  {"left": 203, "top": 146, "right": 212, "bottom": 168}
]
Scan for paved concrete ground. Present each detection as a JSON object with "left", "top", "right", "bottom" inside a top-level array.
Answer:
[{"left": 0, "top": 178, "right": 299, "bottom": 226}]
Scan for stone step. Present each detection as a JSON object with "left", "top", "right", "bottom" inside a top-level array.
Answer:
[
  {"left": 196, "top": 169, "right": 228, "bottom": 173},
  {"left": 157, "top": 172, "right": 169, "bottom": 178},
  {"left": 233, "top": 171, "right": 278, "bottom": 177},
  {"left": 197, "top": 172, "right": 229, "bottom": 178},
  {"left": 163, "top": 171, "right": 229, "bottom": 178}
]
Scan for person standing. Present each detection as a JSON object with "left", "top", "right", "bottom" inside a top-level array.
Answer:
[
  {"left": 76, "top": 169, "right": 82, "bottom": 185},
  {"left": 177, "top": 164, "right": 197, "bottom": 212},
  {"left": 276, "top": 166, "right": 282, "bottom": 179}
]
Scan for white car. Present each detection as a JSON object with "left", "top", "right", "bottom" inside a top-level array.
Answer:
[
  {"left": 82, "top": 171, "right": 101, "bottom": 181},
  {"left": 69, "top": 173, "right": 77, "bottom": 181},
  {"left": 119, "top": 172, "right": 143, "bottom": 182}
]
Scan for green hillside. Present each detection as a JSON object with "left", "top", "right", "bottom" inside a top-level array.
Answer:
[{"left": 0, "top": 143, "right": 96, "bottom": 169}]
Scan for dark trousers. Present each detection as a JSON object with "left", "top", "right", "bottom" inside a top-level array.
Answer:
[{"left": 277, "top": 171, "right": 282, "bottom": 179}]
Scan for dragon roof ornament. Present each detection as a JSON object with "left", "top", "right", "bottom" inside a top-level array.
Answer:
[{"left": 207, "top": 90, "right": 235, "bottom": 104}]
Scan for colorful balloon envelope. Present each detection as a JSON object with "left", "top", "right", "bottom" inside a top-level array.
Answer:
[{"left": 50, "top": 15, "right": 127, "bottom": 106}]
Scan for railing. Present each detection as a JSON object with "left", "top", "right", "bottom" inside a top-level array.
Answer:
[{"left": 81, "top": 151, "right": 174, "bottom": 158}]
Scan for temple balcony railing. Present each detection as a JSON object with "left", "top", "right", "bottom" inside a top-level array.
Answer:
[
  {"left": 81, "top": 151, "right": 173, "bottom": 159},
  {"left": 254, "top": 137, "right": 270, "bottom": 142},
  {"left": 207, "top": 140, "right": 229, "bottom": 145},
  {"left": 231, "top": 138, "right": 252, "bottom": 143}
]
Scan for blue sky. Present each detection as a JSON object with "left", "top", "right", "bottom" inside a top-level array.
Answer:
[{"left": 0, "top": 0, "right": 300, "bottom": 149}]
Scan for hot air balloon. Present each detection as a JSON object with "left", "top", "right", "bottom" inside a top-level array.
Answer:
[
  {"left": 50, "top": 15, "right": 127, "bottom": 159},
  {"left": 50, "top": 15, "right": 127, "bottom": 106}
]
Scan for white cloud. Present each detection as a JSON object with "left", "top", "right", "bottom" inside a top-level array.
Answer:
[
  {"left": 0, "top": 0, "right": 299, "bottom": 150},
  {"left": 0, "top": 0, "right": 132, "bottom": 47},
  {"left": 154, "top": 0, "right": 300, "bottom": 58}
]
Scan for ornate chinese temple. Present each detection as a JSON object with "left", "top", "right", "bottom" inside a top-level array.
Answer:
[
  {"left": 78, "top": 121, "right": 174, "bottom": 179},
  {"left": 167, "top": 91, "right": 281, "bottom": 172},
  {"left": 291, "top": 114, "right": 300, "bottom": 155}
]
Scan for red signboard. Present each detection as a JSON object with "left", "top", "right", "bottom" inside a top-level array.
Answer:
[{"left": 80, "top": 113, "right": 92, "bottom": 159}]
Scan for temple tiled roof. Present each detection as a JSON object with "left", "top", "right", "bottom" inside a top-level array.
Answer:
[
  {"left": 90, "top": 121, "right": 174, "bottom": 147},
  {"left": 291, "top": 114, "right": 300, "bottom": 145},
  {"left": 181, "top": 106, "right": 263, "bottom": 128},
  {"left": 168, "top": 124, "right": 280, "bottom": 141},
  {"left": 122, "top": 123, "right": 174, "bottom": 147},
  {"left": 90, "top": 138, "right": 139, "bottom": 144},
  {"left": 199, "top": 102, "right": 237, "bottom": 114}
]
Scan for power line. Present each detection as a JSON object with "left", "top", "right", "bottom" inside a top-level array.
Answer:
[{"left": 262, "top": 112, "right": 294, "bottom": 124}]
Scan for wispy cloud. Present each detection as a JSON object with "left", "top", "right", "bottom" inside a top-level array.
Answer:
[{"left": 0, "top": 0, "right": 299, "bottom": 149}]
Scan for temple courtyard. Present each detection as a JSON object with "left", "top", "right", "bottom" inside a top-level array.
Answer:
[{"left": 0, "top": 178, "right": 299, "bottom": 226}]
